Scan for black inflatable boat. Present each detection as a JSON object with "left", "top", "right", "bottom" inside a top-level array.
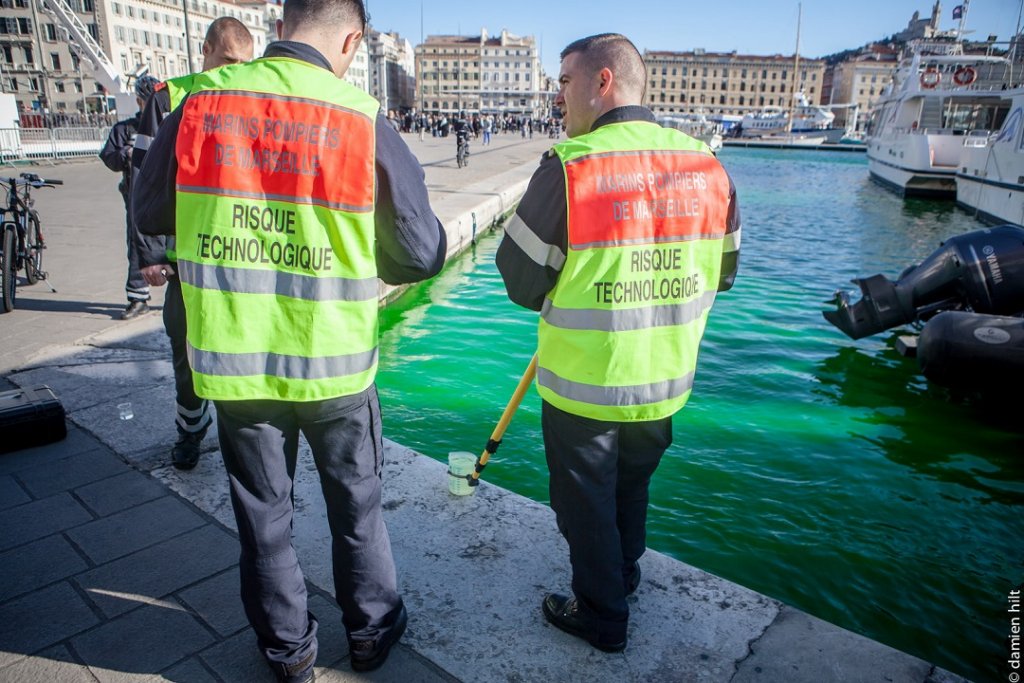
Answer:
[{"left": 823, "top": 224, "right": 1024, "bottom": 393}]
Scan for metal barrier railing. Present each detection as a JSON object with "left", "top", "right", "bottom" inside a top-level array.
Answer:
[{"left": 1, "top": 127, "right": 111, "bottom": 164}]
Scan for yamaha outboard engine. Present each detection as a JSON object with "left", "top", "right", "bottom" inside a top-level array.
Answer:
[
  {"left": 917, "top": 311, "right": 1024, "bottom": 389},
  {"left": 824, "top": 225, "right": 1024, "bottom": 339}
]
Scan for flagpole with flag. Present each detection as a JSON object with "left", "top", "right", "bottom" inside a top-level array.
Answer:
[{"left": 953, "top": 0, "right": 970, "bottom": 42}]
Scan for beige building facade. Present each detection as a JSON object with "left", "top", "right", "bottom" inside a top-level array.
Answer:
[
  {"left": 415, "top": 28, "right": 544, "bottom": 116},
  {"left": 367, "top": 28, "right": 414, "bottom": 113},
  {"left": 1, "top": 0, "right": 272, "bottom": 116},
  {"left": 830, "top": 57, "right": 897, "bottom": 130},
  {"left": 642, "top": 49, "right": 826, "bottom": 118}
]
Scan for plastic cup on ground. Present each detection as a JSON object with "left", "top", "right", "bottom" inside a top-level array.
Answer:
[
  {"left": 118, "top": 402, "right": 134, "bottom": 420},
  {"left": 447, "top": 451, "right": 477, "bottom": 496}
]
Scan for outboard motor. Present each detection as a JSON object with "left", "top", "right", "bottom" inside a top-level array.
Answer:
[
  {"left": 824, "top": 225, "right": 1024, "bottom": 339},
  {"left": 917, "top": 311, "right": 1024, "bottom": 390}
]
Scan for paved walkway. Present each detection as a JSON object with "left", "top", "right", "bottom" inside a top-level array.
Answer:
[{"left": 1, "top": 132, "right": 970, "bottom": 682}]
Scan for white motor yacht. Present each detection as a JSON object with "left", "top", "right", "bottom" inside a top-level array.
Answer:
[
  {"left": 739, "top": 92, "right": 835, "bottom": 138},
  {"left": 956, "top": 88, "right": 1024, "bottom": 226},
  {"left": 866, "top": 39, "right": 1016, "bottom": 198},
  {"left": 657, "top": 114, "right": 724, "bottom": 154}
]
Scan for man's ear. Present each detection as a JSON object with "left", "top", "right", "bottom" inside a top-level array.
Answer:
[
  {"left": 598, "top": 67, "right": 613, "bottom": 96},
  {"left": 341, "top": 30, "right": 364, "bottom": 55},
  {"left": 201, "top": 39, "right": 212, "bottom": 57},
  {"left": 275, "top": 18, "right": 283, "bottom": 40}
]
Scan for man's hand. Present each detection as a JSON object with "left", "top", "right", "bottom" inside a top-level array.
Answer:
[{"left": 141, "top": 263, "right": 175, "bottom": 287}]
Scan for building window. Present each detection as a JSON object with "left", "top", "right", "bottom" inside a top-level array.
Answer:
[
  {"left": 17, "top": 17, "right": 32, "bottom": 34},
  {"left": 51, "top": 52, "right": 60, "bottom": 70},
  {"left": 55, "top": 81, "right": 65, "bottom": 93},
  {"left": 45, "top": 23, "right": 57, "bottom": 41}
]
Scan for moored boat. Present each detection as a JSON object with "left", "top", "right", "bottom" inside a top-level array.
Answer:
[
  {"left": 955, "top": 87, "right": 1024, "bottom": 226},
  {"left": 865, "top": 38, "right": 1017, "bottom": 198}
]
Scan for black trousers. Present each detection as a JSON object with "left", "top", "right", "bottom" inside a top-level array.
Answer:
[
  {"left": 123, "top": 203, "right": 149, "bottom": 303},
  {"left": 162, "top": 276, "right": 209, "bottom": 436},
  {"left": 542, "top": 400, "right": 671, "bottom": 641},
  {"left": 215, "top": 385, "right": 403, "bottom": 671}
]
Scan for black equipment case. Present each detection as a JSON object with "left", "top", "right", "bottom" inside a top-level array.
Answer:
[{"left": 0, "top": 385, "right": 67, "bottom": 454}]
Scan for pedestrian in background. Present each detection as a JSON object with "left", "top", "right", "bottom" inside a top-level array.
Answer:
[
  {"left": 131, "top": 17, "right": 254, "bottom": 470},
  {"left": 99, "top": 73, "right": 159, "bottom": 320},
  {"left": 133, "top": 0, "right": 447, "bottom": 679},
  {"left": 496, "top": 32, "right": 740, "bottom": 653}
]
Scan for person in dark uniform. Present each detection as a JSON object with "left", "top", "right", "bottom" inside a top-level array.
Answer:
[
  {"left": 99, "top": 74, "right": 160, "bottom": 319},
  {"left": 496, "top": 33, "right": 741, "bottom": 653},
  {"left": 131, "top": 17, "right": 254, "bottom": 471},
  {"left": 453, "top": 111, "right": 472, "bottom": 165},
  {"left": 132, "top": 0, "right": 446, "bottom": 680}
]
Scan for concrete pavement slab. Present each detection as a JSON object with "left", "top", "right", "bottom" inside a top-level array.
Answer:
[
  {"left": 75, "top": 469, "right": 167, "bottom": 517},
  {"left": 0, "top": 534, "right": 89, "bottom": 601},
  {"left": 71, "top": 599, "right": 216, "bottom": 681},
  {"left": 0, "top": 424, "right": 100, "bottom": 477},
  {"left": 15, "top": 447, "right": 129, "bottom": 498},
  {"left": 197, "top": 595, "right": 351, "bottom": 682},
  {"left": 0, "top": 473, "right": 30, "bottom": 509},
  {"left": 74, "top": 524, "right": 238, "bottom": 618},
  {"left": 160, "top": 657, "right": 220, "bottom": 683},
  {"left": 0, "top": 581, "right": 100, "bottom": 668},
  {"left": 0, "top": 491, "right": 93, "bottom": 551},
  {"left": 176, "top": 568, "right": 250, "bottom": 638},
  {"left": 66, "top": 495, "right": 207, "bottom": 565},
  {"left": 0, "top": 644, "right": 97, "bottom": 683}
]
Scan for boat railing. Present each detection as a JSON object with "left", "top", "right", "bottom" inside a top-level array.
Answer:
[{"left": 962, "top": 130, "right": 995, "bottom": 147}]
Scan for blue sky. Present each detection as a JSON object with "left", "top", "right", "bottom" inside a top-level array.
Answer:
[{"left": 365, "top": 0, "right": 1021, "bottom": 77}]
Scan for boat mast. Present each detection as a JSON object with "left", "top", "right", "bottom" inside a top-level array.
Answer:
[{"left": 787, "top": 2, "right": 802, "bottom": 136}]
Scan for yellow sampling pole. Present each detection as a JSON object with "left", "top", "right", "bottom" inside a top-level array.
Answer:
[{"left": 469, "top": 353, "right": 538, "bottom": 486}]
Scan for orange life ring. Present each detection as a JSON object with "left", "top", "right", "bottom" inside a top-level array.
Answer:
[
  {"left": 920, "top": 68, "right": 940, "bottom": 89},
  {"left": 953, "top": 66, "right": 977, "bottom": 86}
]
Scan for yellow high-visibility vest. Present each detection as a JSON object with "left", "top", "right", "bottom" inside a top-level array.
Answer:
[
  {"left": 174, "top": 57, "right": 380, "bottom": 401},
  {"left": 538, "top": 121, "right": 731, "bottom": 421}
]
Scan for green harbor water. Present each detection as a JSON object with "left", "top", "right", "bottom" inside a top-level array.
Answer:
[{"left": 376, "top": 147, "right": 1023, "bottom": 683}]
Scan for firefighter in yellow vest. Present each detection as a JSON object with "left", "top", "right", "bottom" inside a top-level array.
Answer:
[
  {"left": 496, "top": 33, "right": 741, "bottom": 652},
  {"left": 132, "top": 17, "right": 254, "bottom": 471},
  {"left": 132, "top": 0, "right": 447, "bottom": 679}
]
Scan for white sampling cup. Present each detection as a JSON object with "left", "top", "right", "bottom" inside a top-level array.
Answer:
[{"left": 447, "top": 451, "right": 477, "bottom": 496}]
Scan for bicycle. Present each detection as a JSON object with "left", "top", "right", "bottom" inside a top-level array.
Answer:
[
  {"left": 456, "top": 133, "right": 471, "bottom": 168},
  {"left": 1, "top": 172, "right": 62, "bottom": 313}
]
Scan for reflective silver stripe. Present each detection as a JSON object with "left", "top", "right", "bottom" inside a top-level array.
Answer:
[
  {"left": 573, "top": 230, "right": 726, "bottom": 250},
  {"left": 505, "top": 213, "right": 566, "bottom": 270},
  {"left": 176, "top": 184, "right": 373, "bottom": 213},
  {"left": 541, "top": 290, "right": 716, "bottom": 331},
  {"left": 723, "top": 226, "right": 741, "bottom": 253},
  {"left": 537, "top": 366, "right": 694, "bottom": 407},
  {"left": 134, "top": 134, "right": 153, "bottom": 151},
  {"left": 188, "top": 344, "right": 378, "bottom": 381},
  {"left": 189, "top": 88, "right": 373, "bottom": 121},
  {"left": 176, "top": 408, "right": 212, "bottom": 433},
  {"left": 178, "top": 260, "right": 377, "bottom": 302},
  {"left": 176, "top": 400, "right": 209, "bottom": 419}
]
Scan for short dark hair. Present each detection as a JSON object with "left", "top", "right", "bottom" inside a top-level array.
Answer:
[
  {"left": 282, "top": 0, "right": 366, "bottom": 31},
  {"left": 205, "top": 16, "right": 253, "bottom": 49},
  {"left": 560, "top": 33, "right": 646, "bottom": 97}
]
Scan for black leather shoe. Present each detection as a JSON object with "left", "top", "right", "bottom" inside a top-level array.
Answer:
[
  {"left": 171, "top": 431, "right": 204, "bottom": 470},
  {"left": 349, "top": 603, "right": 407, "bottom": 672},
  {"left": 270, "top": 649, "right": 315, "bottom": 683},
  {"left": 121, "top": 300, "right": 150, "bottom": 320},
  {"left": 542, "top": 594, "right": 626, "bottom": 653},
  {"left": 625, "top": 562, "right": 642, "bottom": 596}
]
